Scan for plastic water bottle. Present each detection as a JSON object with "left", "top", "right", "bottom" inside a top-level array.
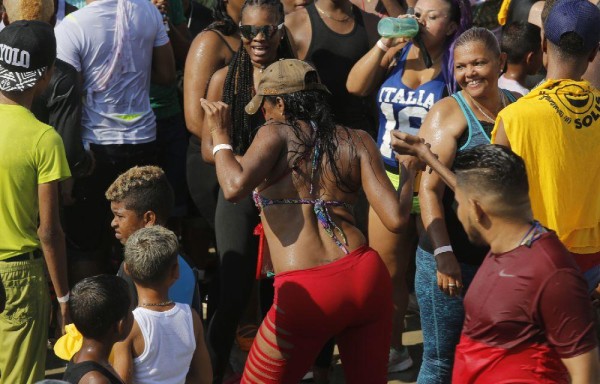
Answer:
[{"left": 377, "top": 17, "right": 419, "bottom": 39}]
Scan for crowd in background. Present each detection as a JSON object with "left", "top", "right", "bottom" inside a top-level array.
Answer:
[{"left": 1, "top": 0, "right": 600, "bottom": 382}]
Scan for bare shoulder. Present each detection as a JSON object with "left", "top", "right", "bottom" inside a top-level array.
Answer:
[
  {"left": 192, "top": 29, "right": 227, "bottom": 53},
  {"left": 79, "top": 370, "right": 112, "bottom": 384},
  {"left": 419, "top": 95, "right": 466, "bottom": 140},
  {"left": 285, "top": 8, "right": 309, "bottom": 30},
  {"left": 345, "top": 127, "right": 377, "bottom": 155},
  {"left": 254, "top": 121, "right": 293, "bottom": 140}
]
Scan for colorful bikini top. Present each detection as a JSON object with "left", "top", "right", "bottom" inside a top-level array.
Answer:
[{"left": 252, "top": 121, "right": 353, "bottom": 254}]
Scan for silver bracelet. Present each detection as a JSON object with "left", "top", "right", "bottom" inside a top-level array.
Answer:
[
  {"left": 57, "top": 292, "right": 70, "bottom": 303},
  {"left": 433, "top": 245, "right": 453, "bottom": 257},
  {"left": 212, "top": 144, "right": 233, "bottom": 156}
]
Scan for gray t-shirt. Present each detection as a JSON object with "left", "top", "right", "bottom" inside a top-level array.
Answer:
[{"left": 56, "top": 0, "right": 169, "bottom": 145}]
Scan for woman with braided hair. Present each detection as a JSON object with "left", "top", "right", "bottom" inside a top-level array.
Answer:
[
  {"left": 201, "top": 58, "right": 419, "bottom": 384},
  {"left": 184, "top": 0, "right": 243, "bottom": 232},
  {"left": 198, "top": 0, "right": 293, "bottom": 381}
]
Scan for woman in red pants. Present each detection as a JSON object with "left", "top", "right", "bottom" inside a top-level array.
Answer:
[{"left": 201, "top": 59, "right": 420, "bottom": 383}]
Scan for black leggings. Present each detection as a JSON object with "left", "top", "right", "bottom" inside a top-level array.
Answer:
[
  {"left": 186, "top": 138, "right": 219, "bottom": 230},
  {"left": 207, "top": 190, "right": 274, "bottom": 383}
]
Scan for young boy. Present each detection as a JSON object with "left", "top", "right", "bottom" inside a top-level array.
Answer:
[
  {"left": 113, "top": 226, "right": 212, "bottom": 384},
  {"left": 105, "top": 165, "right": 196, "bottom": 307},
  {"left": 54, "top": 166, "right": 199, "bottom": 362},
  {"left": 498, "top": 21, "right": 543, "bottom": 95},
  {"left": 63, "top": 275, "right": 131, "bottom": 384}
]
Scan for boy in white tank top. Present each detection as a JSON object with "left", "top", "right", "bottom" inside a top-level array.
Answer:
[{"left": 112, "top": 226, "right": 212, "bottom": 384}]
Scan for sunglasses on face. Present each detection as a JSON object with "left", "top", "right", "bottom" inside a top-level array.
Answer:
[{"left": 239, "top": 23, "right": 284, "bottom": 40}]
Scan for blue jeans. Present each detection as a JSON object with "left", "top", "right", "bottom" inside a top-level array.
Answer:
[
  {"left": 584, "top": 265, "right": 600, "bottom": 294},
  {"left": 415, "top": 246, "right": 478, "bottom": 384}
]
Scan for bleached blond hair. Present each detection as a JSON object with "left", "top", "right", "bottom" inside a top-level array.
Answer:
[{"left": 3, "top": 0, "right": 54, "bottom": 24}]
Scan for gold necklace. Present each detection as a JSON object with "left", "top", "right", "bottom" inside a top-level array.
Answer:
[
  {"left": 466, "top": 90, "right": 506, "bottom": 123},
  {"left": 139, "top": 300, "right": 174, "bottom": 307},
  {"left": 314, "top": 1, "right": 354, "bottom": 23}
]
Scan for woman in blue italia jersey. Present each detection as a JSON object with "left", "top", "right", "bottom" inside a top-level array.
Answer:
[{"left": 346, "top": 0, "right": 471, "bottom": 373}]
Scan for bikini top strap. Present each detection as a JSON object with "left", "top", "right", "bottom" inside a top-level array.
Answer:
[{"left": 206, "top": 29, "right": 236, "bottom": 55}]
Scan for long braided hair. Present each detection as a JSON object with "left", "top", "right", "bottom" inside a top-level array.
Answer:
[
  {"left": 221, "top": 0, "right": 293, "bottom": 154},
  {"left": 265, "top": 82, "right": 359, "bottom": 194}
]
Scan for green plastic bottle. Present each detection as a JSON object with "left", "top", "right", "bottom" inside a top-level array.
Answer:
[{"left": 377, "top": 17, "right": 419, "bottom": 39}]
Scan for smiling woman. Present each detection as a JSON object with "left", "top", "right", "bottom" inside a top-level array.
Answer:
[{"left": 414, "top": 26, "right": 521, "bottom": 383}]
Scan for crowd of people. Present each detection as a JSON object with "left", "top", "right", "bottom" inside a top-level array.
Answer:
[{"left": 0, "top": 0, "right": 600, "bottom": 382}]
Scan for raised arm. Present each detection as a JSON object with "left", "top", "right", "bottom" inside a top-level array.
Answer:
[
  {"left": 184, "top": 31, "right": 235, "bottom": 139},
  {"left": 391, "top": 131, "right": 457, "bottom": 191},
  {"left": 417, "top": 98, "right": 465, "bottom": 297},
  {"left": 357, "top": 130, "right": 406, "bottom": 233},
  {"left": 346, "top": 38, "right": 404, "bottom": 97},
  {"left": 201, "top": 100, "right": 285, "bottom": 201},
  {"left": 186, "top": 309, "right": 212, "bottom": 384},
  {"left": 200, "top": 68, "right": 227, "bottom": 163}
]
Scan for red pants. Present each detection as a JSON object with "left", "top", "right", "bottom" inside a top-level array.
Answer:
[{"left": 241, "top": 245, "right": 393, "bottom": 384}]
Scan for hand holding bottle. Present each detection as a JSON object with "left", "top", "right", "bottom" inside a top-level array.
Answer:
[{"left": 377, "top": 15, "right": 420, "bottom": 50}]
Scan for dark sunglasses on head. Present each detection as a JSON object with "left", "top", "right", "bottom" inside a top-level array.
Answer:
[{"left": 239, "top": 23, "right": 284, "bottom": 40}]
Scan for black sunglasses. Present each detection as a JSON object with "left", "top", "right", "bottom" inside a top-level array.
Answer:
[{"left": 239, "top": 23, "right": 284, "bottom": 40}]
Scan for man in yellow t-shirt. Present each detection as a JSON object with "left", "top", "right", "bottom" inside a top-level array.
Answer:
[
  {"left": 492, "top": 0, "right": 600, "bottom": 293},
  {"left": 0, "top": 21, "right": 71, "bottom": 383}
]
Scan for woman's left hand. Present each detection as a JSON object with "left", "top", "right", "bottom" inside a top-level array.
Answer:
[{"left": 200, "top": 98, "right": 232, "bottom": 139}]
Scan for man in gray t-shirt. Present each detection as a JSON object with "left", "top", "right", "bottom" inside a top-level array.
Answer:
[{"left": 54, "top": 0, "right": 176, "bottom": 280}]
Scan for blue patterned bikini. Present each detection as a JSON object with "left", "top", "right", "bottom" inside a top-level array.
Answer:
[{"left": 252, "top": 122, "right": 352, "bottom": 254}]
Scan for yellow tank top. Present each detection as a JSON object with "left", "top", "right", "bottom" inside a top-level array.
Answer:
[{"left": 492, "top": 79, "right": 600, "bottom": 254}]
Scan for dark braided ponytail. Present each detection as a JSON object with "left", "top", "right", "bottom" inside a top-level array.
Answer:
[{"left": 221, "top": 0, "right": 293, "bottom": 154}]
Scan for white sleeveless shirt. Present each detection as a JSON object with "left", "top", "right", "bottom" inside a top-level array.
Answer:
[{"left": 132, "top": 303, "right": 196, "bottom": 384}]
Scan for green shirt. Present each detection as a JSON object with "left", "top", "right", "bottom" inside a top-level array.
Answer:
[
  {"left": 0, "top": 105, "right": 71, "bottom": 260},
  {"left": 150, "top": 0, "right": 187, "bottom": 119}
]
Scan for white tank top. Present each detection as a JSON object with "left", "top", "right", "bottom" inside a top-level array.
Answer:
[{"left": 132, "top": 303, "right": 196, "bottom": 384}]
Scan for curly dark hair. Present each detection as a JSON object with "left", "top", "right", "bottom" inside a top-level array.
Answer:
[{"left": 222, "top": 0, "right": 293, "bottom": 154}]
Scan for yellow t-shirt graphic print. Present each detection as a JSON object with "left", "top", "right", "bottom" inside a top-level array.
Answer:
[{"left": 492, "top": 79, "right": 600, "bottom": 254}]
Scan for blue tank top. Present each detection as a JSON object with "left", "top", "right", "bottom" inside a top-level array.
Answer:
[
  {"left": 376, "top": 43, "right": 447, "bottom": 168},
  {"left": 441, "top": 88, "right": 517, "bottom": 265},
  {"left": 451, "top": 89, "right": 517, "bottom": 152}
]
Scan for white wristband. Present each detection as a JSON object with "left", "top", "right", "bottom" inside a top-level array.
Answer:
[
  {"left": 212, "top": 144, "right": 233, "bottom": 156},
  {"left": 376, "top": 39, "right": 390, "bottom": 52},
  {"left": 57, "top": 292, "right": 70, "bottom": 303},
  {"left": 433, "top": 245, "right": 453, "bottom": 257}
]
